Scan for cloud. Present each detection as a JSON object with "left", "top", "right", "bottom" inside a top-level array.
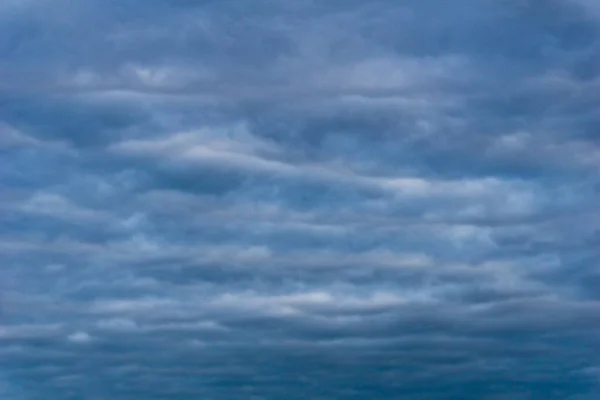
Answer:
[
  {"left": 67, "top": 332, "right": 92, "bottom": 344},
  {"left": 1, "top": 0, "right": 599, "bottom": 399}
]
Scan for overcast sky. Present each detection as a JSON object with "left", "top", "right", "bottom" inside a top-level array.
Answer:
[{"left": 1, "top": 1, "right": 599, "bottom": 399}]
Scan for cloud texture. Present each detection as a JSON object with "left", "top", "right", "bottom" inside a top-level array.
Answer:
[{"left": 1, "top": 0, "right": 599, "bottom": 399}]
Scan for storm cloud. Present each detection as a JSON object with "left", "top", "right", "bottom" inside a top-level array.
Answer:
[{"left": 1, "top": 0, "right": 599, "bottom": 399}]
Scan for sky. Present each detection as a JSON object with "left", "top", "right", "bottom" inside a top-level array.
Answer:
[{"left": 0, "top": 0, "right": 599, "bottom": 399}]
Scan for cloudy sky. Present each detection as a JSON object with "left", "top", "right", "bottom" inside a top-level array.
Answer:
[{"left": 1, "top": 0, "right": 599, "bottom": 399}]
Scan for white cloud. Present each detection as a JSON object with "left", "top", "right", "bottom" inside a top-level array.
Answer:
[
  {"left": 210, "top": 289, "right": 434, "bottom": 318},
  {"left": 0, "top": 123, "right": 40, "bottom": 148},
  {"left": 19, "top": 192, "right": 108, "bottom": 222},
  {"left": 67, "top": 331, "right": 92, "bottom": 343},
  {"left": 90, "top": 298, "right": 175, "bottom": 315},
  {"left": 96, "top": 318, "right": 139, "bottom": 331},
  {"left": 111, "top": 125, "right": 536, "bottom": 204},
  {"left": 308, "top": 55, "right": 472, "bottom": 93}
]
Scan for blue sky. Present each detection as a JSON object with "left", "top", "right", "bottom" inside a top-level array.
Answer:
[{"left": 1, "top": 0, "right": 599, "bottom": 399}]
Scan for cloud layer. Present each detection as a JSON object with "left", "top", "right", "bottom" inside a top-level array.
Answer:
[{"left": 1, "top": 1, "right": 599, "bottom": 399}]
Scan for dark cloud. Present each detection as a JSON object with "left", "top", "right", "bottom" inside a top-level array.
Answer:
[{"left": 1, "top": 0, "right": 599, "bottom": 399}]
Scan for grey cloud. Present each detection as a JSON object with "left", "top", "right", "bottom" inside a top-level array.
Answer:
[{"left": 1, "top": 0, "right": 599, "bottom": 399}]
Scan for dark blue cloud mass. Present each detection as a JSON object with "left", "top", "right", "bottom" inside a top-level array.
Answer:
[{"left": 1, "top": 0, "right": 599, "bottom": 399}]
